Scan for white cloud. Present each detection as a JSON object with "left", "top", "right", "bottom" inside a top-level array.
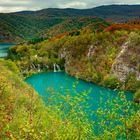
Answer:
[
  {"left": 0, "top": 6, "right": 29, "bottom": 13},
  {"left": 58, "top": 1, "right": 87, "bottom": 9},
  {"left": 0, "top": 0, "right": 40, "bottom": 12},
  {"left": 0, "top": 0, "right": 30, "bottom": 5}
]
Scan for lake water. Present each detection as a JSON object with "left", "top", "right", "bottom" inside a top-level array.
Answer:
[
  {"left": 26, "top": 72, "right": 137, "bottom": 137},
  {"left": 26, "top": 72, "right": 136, "bottom": 109},
  {"left": 0, "top": 44, "right": 15, "bottom": 57},
  {"left": 26, "top": 72, "right": 134, "bottom": 101}
]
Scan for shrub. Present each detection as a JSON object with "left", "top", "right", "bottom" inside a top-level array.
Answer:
[
  {"left": 103, "top": 75, "right": 121, "bottom": 89},
  {"left": 125, "top": 74, "right": 140, "bottom": 92},
  {"left": 134, "top": 88, "right": 140, "bottom": 103}
]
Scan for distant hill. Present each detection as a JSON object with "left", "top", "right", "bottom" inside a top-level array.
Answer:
[
  {"left": 14, "top": 5, "right": 140, "bottom": 20},
  {"left": 0, "top": 5, "right": 140, "bottom": 43},
  {"left": 0, "top": 15, "right": 109, "bottom": 43}
]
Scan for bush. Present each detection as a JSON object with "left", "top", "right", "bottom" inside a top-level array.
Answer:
[
  {"left": 134, "top": 88, "right": 140, "bottom": 103},
  {"left": 103, "top": 75, "right": 121, "bottom": 89},
  {"left": 2, "top": 60, "right": 19, "bottom": 74},
  {"left": 125, "top": 74, "right": 140, "bottom": 92}
]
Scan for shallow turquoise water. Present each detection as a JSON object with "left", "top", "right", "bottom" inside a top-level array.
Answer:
[
  {"left": 26, "top": 72, "right": 134, "bottom": 110},
  {"left": 26, "top": 72, "right": 137, "bottom": 136},
  {"left": 0, "top": 44, "right": 15, "bottom": 57}
]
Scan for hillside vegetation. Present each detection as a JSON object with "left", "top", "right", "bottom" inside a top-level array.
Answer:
[
  {"left": 1, "top": 5, "right": 140, "bottom": 43},
  {"left": 0, "top": 60, "right": 140, "bottom": 139},
  {"left": 0, "top": 60, "right": 94, "bottom": 139},
  {"left": 0, "top": 15, "right": 109, "bottom": 43}
]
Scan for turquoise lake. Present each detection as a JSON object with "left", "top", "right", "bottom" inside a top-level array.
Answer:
[
  {"left": 0, "top": 44, "right": 15, "bottom": 57},
  {"left": 26, "top": 71, "right": 135, "bottom": 111},
  {"left": 26, "top": 72, "right": 137, "bottom": 136}
]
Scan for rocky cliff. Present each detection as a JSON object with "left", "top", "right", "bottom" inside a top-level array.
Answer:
[{"left": 111, "top": 32, "right": 140, "bottom": 82}]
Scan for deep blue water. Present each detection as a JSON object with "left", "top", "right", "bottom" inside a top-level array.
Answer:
[
  {"left": 0, "top": 44, "right": 15, "bottom": 57},
  {"left": 26, "top": 72, "right": 137, "bottom": 136}
]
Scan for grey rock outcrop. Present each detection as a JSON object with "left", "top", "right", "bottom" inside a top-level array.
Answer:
[{"left": 111, "top": 41, "right": 140, "bottom": 82}]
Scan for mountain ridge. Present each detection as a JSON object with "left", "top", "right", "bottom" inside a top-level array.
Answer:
[
  {"left": 3, "top": 4, "right": 140, "bottom": 14},
  {"left": 10, "top": 5, "right": 140, "bottom": 19}
]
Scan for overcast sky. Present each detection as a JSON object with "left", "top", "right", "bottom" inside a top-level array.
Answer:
[{"left": 0, "top": 0, "right": 140, "bottom": 13}]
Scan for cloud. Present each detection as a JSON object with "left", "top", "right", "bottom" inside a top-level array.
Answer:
[
  {"left": 58, "top": 1, "right": 87, "bottom": 9},
  {"left": 0, "top": 6, "right": 29, "bottom": 13},
  {"left": 0, "top": 0, "right": 40, "bottom": 12},
  {"left": 0, "top": 0, "right": 31, "bottom": 5}
]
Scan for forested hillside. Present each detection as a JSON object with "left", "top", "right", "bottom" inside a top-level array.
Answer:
[
  {"left": 0, "top": 15, "right": 109, "bottom": 43},
  {"left": 0, "top": 5, "right": 140, "bottom": 43}
]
